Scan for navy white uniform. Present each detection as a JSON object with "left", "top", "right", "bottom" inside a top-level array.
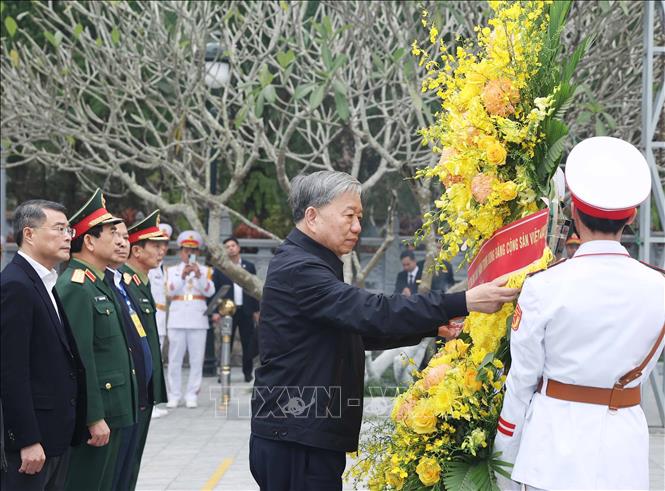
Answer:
[
  {"left": 495, "top": 137, "right": 665, "bottom": 490},
  {"left": 495, "top": 243, "right": 665, "bottom": 489},
  {"left": 165, "top": 231, "right": 214, "bottom": 407},
  {"left": 148, "top": 264, "right": 168, "bottom": 345},
  {"left": 148, "top": 222, "right": 172, "bottom": 347}
]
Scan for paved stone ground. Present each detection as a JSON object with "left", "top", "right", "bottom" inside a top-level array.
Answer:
[{"left": 137, "top": 366, "right": 665, "bottom": 491}]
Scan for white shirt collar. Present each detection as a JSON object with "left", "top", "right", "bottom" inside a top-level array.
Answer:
[
  {"left": 410, "top": 265, "right": 419, "bottom": 279},
  {"left": 17, "top": 250, "right": 60, "bottom": 320},
  {"left": 17, "top": 250, "right": 58, "bottom": 282},
  {"left": 573, "top": 240, "right": 629, "bottom": 257},
  {"left": 106, "top": 267, "right": 122, "bottom": 288}
]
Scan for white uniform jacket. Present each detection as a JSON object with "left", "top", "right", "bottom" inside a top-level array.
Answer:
[
  {"left": 166, "top": 261, "right": 215, "bottom": 330},
  {"left": 495, "top": 240, "right": 665, "bottom": 490},
  {"left": 148, "top": 263, "right": 168, "bottom": 337}
]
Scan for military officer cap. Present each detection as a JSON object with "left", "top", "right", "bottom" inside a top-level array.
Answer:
[
  {"left": 127, "top": 210, "right": 169, "bottom": 244},
  {"left": 565, "top": 233, "right": 580, "bottom": 246},
  {"left": 565, "top": 136, "right": 651, "bottom": 220},
  {"left": 177, "top": 230, "right": 203, "bottom": 249},
  {"left": 70, "top": 188, "right": 123, "bottom": 239},
  {"left": 159, "top": 222, "right": 173, "bottom": 240}
]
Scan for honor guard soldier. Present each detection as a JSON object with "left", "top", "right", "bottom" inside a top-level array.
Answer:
[
  {"left": 165, "top": 230, "right": 215, "bottom": 408},
  {"left": 55, "top": 189, "right": 138, "bottom": 491},
  {"left": 148, "top": 222, "right": 172, "bottom": 349},
  {"left": 121, "top": 210, "right": 169, "bottom": 489},
  {"left": 148, "top": 222, "right": 171, "bottom": 420},
  {"left": 495, "top": 137, "right": 665, "bottom": 490}
]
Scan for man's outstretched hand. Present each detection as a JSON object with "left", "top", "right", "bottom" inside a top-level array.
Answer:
[{"left": 465, "top": 277, "right": 520, "bottom": 314}]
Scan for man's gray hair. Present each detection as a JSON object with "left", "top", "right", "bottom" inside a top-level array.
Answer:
[
  {"left": 13, "top": 199, "right": 66, "bottom": 247},
  {"left": 288, "top": 171, "right": 361, "bottom": 222}
]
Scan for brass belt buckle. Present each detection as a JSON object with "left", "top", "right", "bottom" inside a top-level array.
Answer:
[{"left": 608, "top": 383, "right": 624, "bottom": 414}]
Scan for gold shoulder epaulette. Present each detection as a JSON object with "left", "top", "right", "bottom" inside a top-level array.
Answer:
[
  {"left": 71, "top": 269, "right": 85, "bottom": 284},
  {"left": 526, "top": 258, "right": 567, "bottom": 279},
  {"left": 639, "top": 260, "right": 665, "bottom": 276},
  {"left": 207, "top": 267, "right": 213, "bottom": 280},
  {"left": 123, "top": 272, "right": 133, "bottom": 285}
]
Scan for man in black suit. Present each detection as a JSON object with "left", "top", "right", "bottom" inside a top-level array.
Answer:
[
  {"left": 212, "top": 237, "right": 260, "bottom": 382},
  {"left": 394, "top": 250, "right": 455, "bottom": 296},
  {"left": 393, "top": 250, "right": 422, "bottom": 295},
  {"left": 1, "top": 200, "right": 87, "bottom": 490}
]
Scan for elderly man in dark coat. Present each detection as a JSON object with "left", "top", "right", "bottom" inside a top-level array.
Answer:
[{"left": 249, "top": 171, "right": 519, "bottom": 490}]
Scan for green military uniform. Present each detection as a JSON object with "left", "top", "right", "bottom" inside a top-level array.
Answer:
[
  {"left": 55, "top": 189, "right": 138, "bottom": 491},
  {"left": 122, "top": 210, "right": 169, "bottom": 489},
  {"left": 120, "top": 267, "right": 167, "bottom": 405}
]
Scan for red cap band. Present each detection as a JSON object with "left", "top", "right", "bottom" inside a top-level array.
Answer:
[
  {"left": 128, "top": 226, "right": 162, "bottom": 244},
  {"left": 72, "top": 208, "right": 111, "bottom": 238},
  {"left": 572, "top": 195, "right": 635, "bottom": 220}
]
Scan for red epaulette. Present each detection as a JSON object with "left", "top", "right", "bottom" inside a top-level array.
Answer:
[
  {"left": 525, "top": 257, "right": 567, "bottom": 279},
  {"left": 639, "top": 260, "right": 665, "bottom": 276}
]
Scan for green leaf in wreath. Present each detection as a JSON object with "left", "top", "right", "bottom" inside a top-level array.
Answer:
[
  {"left": 443, "top": 460, "right": 494, "bottom": 491},
  {"left": 489, "top": 451, "right": 514, "bottom": 483}
]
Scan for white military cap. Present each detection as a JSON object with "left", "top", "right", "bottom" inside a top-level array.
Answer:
[
  {"left": 159, "top": 222, "right": 173, "bottom": 240},
  {"left": 565, "top": 136, "right": 651, "bottom": 219},
  {"left": 176, "top": 230, "right": 204, "bottom": 249}
]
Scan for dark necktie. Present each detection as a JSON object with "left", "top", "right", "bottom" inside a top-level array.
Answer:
[{"left": 104, "top": 271, "right": 153, "bottom": 383}]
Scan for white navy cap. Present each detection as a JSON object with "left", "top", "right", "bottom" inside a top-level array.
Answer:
[
  {"left": 159, "top": 223, "right": 173, "bottom": 240},
  {"left": 565, "top": 136, "right": 651, "bottom": 219},
  {"left": 177, "top": 230, "right": 203, "bottom": 249}
]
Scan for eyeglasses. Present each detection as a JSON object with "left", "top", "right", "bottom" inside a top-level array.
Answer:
[{"left": 33, "top": 225, "right": 75, "bottom": 238}]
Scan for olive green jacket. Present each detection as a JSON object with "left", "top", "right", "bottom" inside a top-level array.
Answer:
[
  {"left": 55, "top": 258, "right": 138, "bottom": 429},
  {"left": 119, "top": 264, "right": 167, "bottom": 405}
]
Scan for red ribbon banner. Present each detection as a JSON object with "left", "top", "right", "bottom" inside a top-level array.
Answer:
[{"left": 467, "top": 209, "right": 549, "bottom": 288}]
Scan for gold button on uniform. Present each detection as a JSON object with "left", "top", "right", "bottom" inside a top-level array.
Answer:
[{"left": 105, "top": 383, "right": 112, "bottom": 390}]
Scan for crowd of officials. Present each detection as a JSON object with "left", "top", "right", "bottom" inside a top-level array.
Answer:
[
  {"left": 4, "top": 136, "right": 660, "bottom": 491},
  {"left": 0, "top": 189, "right": 258, "bottom": 491}
]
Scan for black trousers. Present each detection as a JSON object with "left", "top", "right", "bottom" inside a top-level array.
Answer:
[
  {"left": 249, "top": 435, "right": 345, "bottom": 491},
  {"left": 230, "top": 308, "right": 256, "bottom": 378},
  {"left": 2, "top": 449, "right": 70, "bottom": 491}
]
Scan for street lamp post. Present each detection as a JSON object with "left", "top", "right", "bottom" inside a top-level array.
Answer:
[
  {"left": 204, "top": 41, "right": 230, "bottom": 227},
  {"left": 203, "top": 41, "right": 230, "bottom": 377}
]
